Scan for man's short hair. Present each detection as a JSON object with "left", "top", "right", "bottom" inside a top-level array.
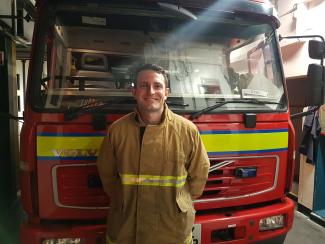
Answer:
[{"left": 134, "top": 63, "right": 169, "bottom": 87}]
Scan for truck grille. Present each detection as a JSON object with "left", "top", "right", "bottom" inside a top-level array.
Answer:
[
  {"left": 52, "top": 164, "right": 109, "bottom": 208},
  {"left": 198, "top": 155, "right": 278, "bottom": 202}
]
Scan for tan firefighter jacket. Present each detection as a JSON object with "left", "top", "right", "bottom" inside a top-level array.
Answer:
[{"left": 97, "top": 106, "right": 210, "bottom": 244}]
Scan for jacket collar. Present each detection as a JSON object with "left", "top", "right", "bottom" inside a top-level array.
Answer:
[{"left": 133, "top": 103, "right": 172, "bottom": 126}]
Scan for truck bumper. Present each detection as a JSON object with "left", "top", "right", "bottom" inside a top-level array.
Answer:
[
  {"left": 20, "top": 222, "right": 106, "bottom": 244},
  {"left": 195, "top": 197, "right": 295, "bottom": 244},
  {"left": 21, "top": 198, "right": 294, "bottom": 244}
]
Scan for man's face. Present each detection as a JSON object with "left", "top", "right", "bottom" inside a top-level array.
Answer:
[{"left": 132, "top": 70, "right": 169, "bottom": 114}]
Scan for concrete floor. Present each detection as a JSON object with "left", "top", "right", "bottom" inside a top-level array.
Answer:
[{"left": 285, "top": 211, "right": 325, "bottom": 244}]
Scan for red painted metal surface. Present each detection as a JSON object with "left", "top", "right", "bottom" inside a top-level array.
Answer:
[
  {"left": 285, "top": 119, "right": 296, "bottom": 193},
  {"left": 196, "top": 197, "right": 294, "bottom": 244},
  {"left": 195, "top": 150, "right": 288, "bottom": 211},
  {"left": 19, "top": 107, "right": 294, "bottom": 243},
  {"left": 37, "top": 161, "right": 109, "bottom": 219},
  {"left": 22, "top": 110, "right": 289, "bottom": 124},
  {"left": 20, "top": 222, "right": 106, "bottom": 244}
]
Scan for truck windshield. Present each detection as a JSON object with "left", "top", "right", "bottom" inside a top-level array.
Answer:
[{"left": 33, "top": 3, "right": 286, "bottom": 114}]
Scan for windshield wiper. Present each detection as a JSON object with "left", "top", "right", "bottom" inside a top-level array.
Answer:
[
  {"left": 166, "top": 101, "right": 189, "bottom": 107},
  {"left": 64, "top": 99, "right": 135, "bottom": 121},
  {"left": 64, "top": 100, "right": 189, "bottom": 121},
  {"left": 189, "top": 99, "right": 282, "bottom": 120}
]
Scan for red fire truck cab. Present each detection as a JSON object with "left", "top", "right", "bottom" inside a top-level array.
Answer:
[{"left": 20, "top": 0, "right": 323, "bottom": 243}]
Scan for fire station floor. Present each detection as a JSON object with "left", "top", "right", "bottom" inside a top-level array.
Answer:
[{"left": 285, "top": 210, "right": 325, "bottom": 244}]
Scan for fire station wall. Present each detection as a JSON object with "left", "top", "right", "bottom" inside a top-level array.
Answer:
[
  {"left": 278, "top": 0, "right": 325, "bottom": 78},
  {"left": 277, "top": 0, "right": 325, "bottom": 209}
]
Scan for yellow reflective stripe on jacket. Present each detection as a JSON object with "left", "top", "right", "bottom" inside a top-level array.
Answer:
[
  {"left": 185, "top": 232, "right": 193, "bottom": 244},
  {"left": 120, "top": 174, "right": 187, "bottom": 187},
  {"left": 106, "top": 234, "right": 115, "bottom": 244}
]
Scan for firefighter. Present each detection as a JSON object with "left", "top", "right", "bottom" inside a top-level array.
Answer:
[{"left": 97, "top": 63, "right": 210, "bottom": 244}]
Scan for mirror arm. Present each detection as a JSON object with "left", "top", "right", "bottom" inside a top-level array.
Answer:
[
  {"left": 290, "top": 106, "right": 320, "bottom": 120},
  {"left": 279, "top": 34, "right": 325, "bottom": 65},
  {"left": 279, "top": 34, "right": 325, "bottom": 43}
]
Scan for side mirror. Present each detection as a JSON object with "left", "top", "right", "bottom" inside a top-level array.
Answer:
[
  {"left": 309, "top": 40, "right": 325, "bottom": 60},
  {"left": 306, "top": 63, "right": 324, "bottom": 106}
]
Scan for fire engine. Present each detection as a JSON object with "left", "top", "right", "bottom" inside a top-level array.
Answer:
[{"left": 19, "top": 0, "right": 324, "bottom": 243}]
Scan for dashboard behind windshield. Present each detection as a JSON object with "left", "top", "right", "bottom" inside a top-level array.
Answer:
[{"left": 34, "top": 6, "right": 286, "bottom": 114}]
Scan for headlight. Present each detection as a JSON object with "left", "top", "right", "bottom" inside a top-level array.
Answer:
[
  {"left": 259, "top": 215, "right": 285, "bottom": 231},
  {"left": 42, "top": 238, "right": 83, "bottom": 244}
]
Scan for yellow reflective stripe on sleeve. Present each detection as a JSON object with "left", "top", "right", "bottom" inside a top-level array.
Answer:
[
  {"left": 185, "top": 232, "right": 193, "bottom": 244},
  {"left": 119, "top": 174, "right": 187, "bottom": 187},
  {"left": 106, "top": 234, "right": 115, "bottom": 244}
]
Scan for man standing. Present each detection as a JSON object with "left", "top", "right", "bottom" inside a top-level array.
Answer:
[{"left": 97, "top": 64, "right": 210, "bottom": 244}]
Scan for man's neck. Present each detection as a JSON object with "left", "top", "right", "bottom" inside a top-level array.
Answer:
[{"left": 138, "top": 110, "right": 164, "bottom": 125}]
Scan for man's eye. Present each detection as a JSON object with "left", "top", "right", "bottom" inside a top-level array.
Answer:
[
  {"left": 154, "top": 84, "right": 163, "bottom": 89},
  {"left": 139, "top": 84, "right": 148, "bottom": 88}
]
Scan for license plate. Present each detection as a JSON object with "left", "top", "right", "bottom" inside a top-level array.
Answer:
[{"left": 192, "top": 224, "right": 201, "bottom": 244}]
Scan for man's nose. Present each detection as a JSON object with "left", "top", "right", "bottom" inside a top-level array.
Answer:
[{"left": 147, "top": 85, "right": 155, "bottom": 94}]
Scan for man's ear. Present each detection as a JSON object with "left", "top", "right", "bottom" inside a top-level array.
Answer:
[{"left": 131, "top": 87, "right": 136, "bottom": 97}]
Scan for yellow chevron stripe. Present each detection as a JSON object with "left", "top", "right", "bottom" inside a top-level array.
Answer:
[
  {"left": 201, "top": 132, "right": 288, "bottom": 152},
  {"left": 37, "top": 131, "right": 288, "bottom": 157},
  {"left": 37, "top": 136, "right": 103, "bottom": 156}
]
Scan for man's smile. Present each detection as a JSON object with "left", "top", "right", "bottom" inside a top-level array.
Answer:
[{"left": 144, "top": 97, "right": 159, "bottom": 101}]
